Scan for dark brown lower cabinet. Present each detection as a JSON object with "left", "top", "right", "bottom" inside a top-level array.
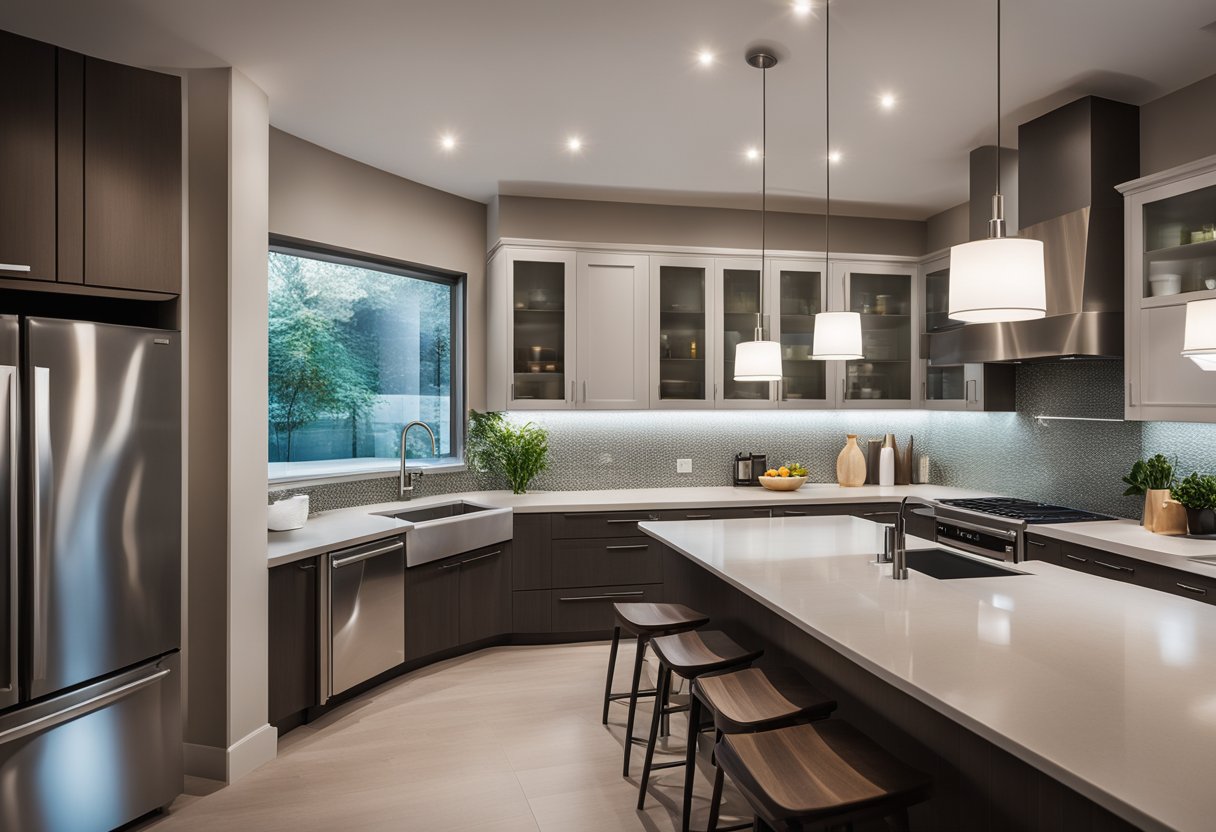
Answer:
[
  {"left": 550, "top": 584, "right": 665, "bottom": 633},
  {"left": 405, "top": 555, "right": 460, "bottom": 661},
  {"left": 268, "top": 558, "right": 318, "bottom": 727},
  {"left": 458, "top": 543, "right": 512, "bottom": 644}
]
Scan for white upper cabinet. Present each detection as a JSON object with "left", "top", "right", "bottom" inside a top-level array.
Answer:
[
  {"left": 1120, "top": 154, "right": 1216, "bottom": 422},
  {"left": 574, "top": 252, "right": 650, "bottom": 409},
  {"left": 714, "top": 258, "right": 775, "bottom": 408},
  {"left": 834, "top": 261, "right": 920, "bottom": 409},
  {"left": 650, "top": 256, "right": 715, "bottom": 409},
  {"left": 769, "top": 259, "right": 835, "bottom": 409}
]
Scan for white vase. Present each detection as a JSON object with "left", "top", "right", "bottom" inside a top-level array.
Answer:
[{"left": 878, "top": 447, "right": 895, "bottom": 486}]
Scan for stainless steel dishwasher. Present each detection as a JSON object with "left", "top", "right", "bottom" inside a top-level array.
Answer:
[{"left": 320, "top": 537, "right": 405, "bottom": 703}]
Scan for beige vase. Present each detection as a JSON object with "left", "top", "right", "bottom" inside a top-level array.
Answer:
[
  {"left": 1144, "top": 489, "right": 1188, "bottom": 535},
  {"left": 837, "top": 435, "right": 867, "bottom": 487}
]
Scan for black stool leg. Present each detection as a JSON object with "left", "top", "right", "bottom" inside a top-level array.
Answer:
[
  {"left": 680, "top": 690, "right": 702, "bottom": 832},
  {"left": 622, "top": 634, "right": 648, "bottom": 776},
  {"left": 602, "top": 626, "right": 621, "bottom": 724},
  {"left": 708, "top": 761, "right": 726, "bottom": 832},
  {"left": 637, "top": 664, "right": 671, "bottom": 809}
]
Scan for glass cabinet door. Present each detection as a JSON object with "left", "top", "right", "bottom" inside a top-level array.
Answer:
[
  {"left": 922, "top": 259, "right": 967, "bottom": 407},
  {"left": 1142, "top": 182, "right": 1216, "bottom": 301},
  {"left": 770, "top": 261, "right": 830, "bottom": 407},
  {"left": 508, "top": 251, "right": 575, "bottom": 407},
  {"left": 715, "top": 259, "right": 773, "bottom": 407},
  {"left": 840, "top": 266, "right": 915, "bottom": 405},
  {"left": 651, "top": 257, "right": 713, "bottom": 408}
]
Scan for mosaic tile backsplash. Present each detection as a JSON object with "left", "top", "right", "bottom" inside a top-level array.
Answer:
[{"left": 269, "top": 362, "right": 1216, "bottom": 520}]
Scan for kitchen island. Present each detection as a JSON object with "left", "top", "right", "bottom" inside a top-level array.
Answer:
[{"left": 641, "top": 515, "right": 1216, "bottom": 832}]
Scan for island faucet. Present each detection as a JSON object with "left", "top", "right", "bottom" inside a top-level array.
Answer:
[
  {"left": 892, "top": 496, "right": 936, "bottom": 580},
  {"left": 399, "top": 420, "right": 437, "bottom": 500}
]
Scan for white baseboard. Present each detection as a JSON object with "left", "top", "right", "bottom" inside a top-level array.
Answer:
[{"left": 184, "top": 723, "right": 278, "bottom": 783}]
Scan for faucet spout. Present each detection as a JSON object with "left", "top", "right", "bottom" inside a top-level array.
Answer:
[
  {"left": 400, "top": 420, "right": 438, "bottom": 500},
  {"left": 892, "top": 496, "right": 936, "bottom": 580}
]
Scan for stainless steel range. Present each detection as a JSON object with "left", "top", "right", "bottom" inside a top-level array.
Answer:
[{"left": 934, "top": 497, "right": 1114, "bottom": 562}]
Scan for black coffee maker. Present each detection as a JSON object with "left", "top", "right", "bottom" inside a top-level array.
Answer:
[{"left": 733, "top": 452, "right": 767, "bottom": 487}]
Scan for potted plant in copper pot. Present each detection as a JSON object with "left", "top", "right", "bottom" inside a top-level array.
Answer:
[
  {"left": 1122, "top": 454, "right": 1185, "bottom": 534},
  {"left": 1170, "top": 473, "right": 1216, "bottom": 537}
]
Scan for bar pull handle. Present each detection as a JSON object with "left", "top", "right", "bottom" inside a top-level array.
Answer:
[
  {"left": 459, "top": 549, "right": 502, "bottom": 566},
  {"left": 1026, "top": 538, "right": 1047, "bottom": 548},
  {"left": 331, "top": 541, "right": 403, "bottom": 569},
  {"left": 605, "top": 516, "right": 657, "bottom": 524},
  {"left": 684, "top": 514, "right": 713, "bottom": 520},
  {"left": 558, "top": 591, "right": 645, "bottom": 602},
  {"left": 31, "top": 367, "right": 51, "bottom": 682},
  {"left": 861, "top": 511, "right": 897, "bottom": 517},
  {"left": 0, "top": 667, "right": 170, "bottom": 746},
  {"left": 0, "top": 265, "right": 31, "bottom": 273},
  {"left": 0, "top": 367, "right": 15, "bottom": 694},
  {"left": 1093, "top": 560, "right": 1134, "bottom": 575},
  {"left": 570, "top": 381, "right": 575, "bottom": 402},
  {"left": 582, "top": 380, "right": 587, "bottom": 402},
  {"left": 783, "top": 510, "right": 808, "bottom": 516},
  {"left": 605, "top": 544, "right": 648, "bottom": 551},
  {"left": 1175, "top": 583, "right": 1207, "bottom": 597},
  {"left": 1064, "top": 553, "right": 1089, "bottom": 564},
  {"left": 298, "top": 563, "right": 316, "bottom": 570},
  {"left": 438, "top": 560, "right": 462, "bottom": 571}
]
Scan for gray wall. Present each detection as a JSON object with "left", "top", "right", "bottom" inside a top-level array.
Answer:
[
  {"left": 925, "top": 202, "right": 969, "bottom": 253},
  {"left": 492, "top": 195, "right": 928, "bottom": 257},
  {"left": 272, "top": 362, "right": 1216, "bottom": 521},
  {"left": 269, "top": 129, "right": 490, "bottom": 410},
  {"left": 1141, "top": 73, "right": 1216, "bottom": 176}
]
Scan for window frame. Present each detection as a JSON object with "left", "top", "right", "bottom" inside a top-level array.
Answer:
[{"left": 266, "top": 234, "right": 468, "bottom": 486}]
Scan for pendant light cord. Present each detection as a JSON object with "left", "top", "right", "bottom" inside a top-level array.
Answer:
[
  {"left": 758, "top": 63, "right": 767, "bottom": 338},
  {"left": 825, "top": 0, "right": 831, "bottom": 266},
  {"left": 994, "top": 0, "right": 1001, "bottom": 199}
]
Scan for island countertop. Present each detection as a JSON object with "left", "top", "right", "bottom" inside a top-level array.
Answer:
[{"left": 641, "top": 514, "right": 1216, "bottom": 832}]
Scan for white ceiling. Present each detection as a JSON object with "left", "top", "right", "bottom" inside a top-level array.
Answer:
[{"left": 4, "top": 0, "right": 1216, "bottom": 219}]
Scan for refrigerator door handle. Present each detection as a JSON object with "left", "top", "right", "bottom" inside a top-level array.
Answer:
[
  {"left": 0, "top": 666, "right": 170, "bottom": 746},
  {"left": 31, "top": 366, "right": 52, "bottom": 682},
  {"left": 0, "top": 366, "right": 15, "bottom": 694}
]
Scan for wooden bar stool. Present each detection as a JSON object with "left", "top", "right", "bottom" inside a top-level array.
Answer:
[
  {"left": 636, "top": 630, "right": 762, "bottom": 813},
  {"left": 604, "top": 602, "right": 710, "bottom": 776},
  {"left": 694, "top": 668, "right": 836, "bottom": 832},
  {"left": 713, "top": 721, "right": 932, "bottom": 832}
]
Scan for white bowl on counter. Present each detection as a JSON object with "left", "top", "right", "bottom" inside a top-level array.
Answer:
[{"left": 268, "top": 495, "right": 310, "bottom": 531}]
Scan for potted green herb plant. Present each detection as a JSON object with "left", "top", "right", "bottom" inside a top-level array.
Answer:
[
  {"left": 467, "top": 410, "right": 549, "bottom": 495},
  {"left": 1122, "top": 454, "right": 1186, "bottom": 534},
  {"left": 1170, "top": 472, "right": 1216, "bottom": 536}
]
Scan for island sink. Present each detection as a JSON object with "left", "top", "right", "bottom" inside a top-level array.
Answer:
[{"left": 905, "top": 548, "right": 1026, "bottom": 580}]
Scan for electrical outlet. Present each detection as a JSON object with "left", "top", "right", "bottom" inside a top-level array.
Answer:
[{"left": 676, "top": 458, "right": 693, "bottom": 474}]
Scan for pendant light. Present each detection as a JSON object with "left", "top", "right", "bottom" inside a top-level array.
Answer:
[
  {"left": 734, "top": 50, "right": 783, "bottom": 382},
  {"left": 1182, "top": 298, "right": 1216, "bottom": 370},
  {"left": 812, "top": 0, "right": 863, "bottom": 361},
  {"left": 948, "top": 0, "right": 1046, "bottom": 324}
]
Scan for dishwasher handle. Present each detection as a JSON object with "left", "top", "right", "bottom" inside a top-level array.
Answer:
[{"left": 331, "top": 541, "right": 404, "bottom": 569}]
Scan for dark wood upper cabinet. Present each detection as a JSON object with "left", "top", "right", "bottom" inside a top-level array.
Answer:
[
  {"left": 0, "top": 30, "right": 57, "bottom": 282},
  {"left": 82, "top": 56, "right": 182, "bottom": 293}
]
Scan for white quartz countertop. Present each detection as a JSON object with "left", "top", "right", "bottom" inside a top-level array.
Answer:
[
  {"left": 1034, "top": 519, "right": 1216, "bottom": 578},
  {"left": 641, "top": 515, "right": 1216, "bottom": 832},
  {"left": 266, "top": 484, "right": 995, "bottom": 567}
]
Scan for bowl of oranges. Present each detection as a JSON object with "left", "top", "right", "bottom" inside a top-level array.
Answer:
[{"left": 759, "top": 463, "right": 808, "bottom": 492}]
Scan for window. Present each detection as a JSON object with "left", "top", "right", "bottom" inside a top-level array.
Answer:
[{"left": 267, "top": 241, "right": 464, "bottom": 483}]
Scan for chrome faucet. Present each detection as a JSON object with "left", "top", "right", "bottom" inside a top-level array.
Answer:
[
  {"left": 399, "top": 420, "right": 437, "bottom": 500},
  {"left": 891, "top": 496, "right": 936, "bottom": 580}
]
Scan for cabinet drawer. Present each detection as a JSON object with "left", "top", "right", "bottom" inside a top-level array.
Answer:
[
  {"left": 659, "top": 507, "right": 773, "bottom": 521},
  {"left": 1063, "top": 547, "right": 1142, "bottom": 584},
  {"left": 552, "top": 537, "right": 663, "bottom": 588},
  {"left": 1023, "top": 534, "right": 1060, "bottom": 563},
  {"left": 551, "top": 510, "right": 662, "bottom": 539},
  {"left": 551, "top": 584, "right": 664, "bottom": 633},
  {"left": 1157, "top": 571, "right": 1216, "bottom": 605}
]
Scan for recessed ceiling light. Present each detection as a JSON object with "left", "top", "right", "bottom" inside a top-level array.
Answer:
[
  {"left": 828, "top": 150, "right": 842, "bottom": 164},
  {"left": 879, "top": 92, "right": 897, "bottom": 110},
  {"left": 792, "top": 0, "right": 813, "bottom": 17},
  {"left": 439, "top": 133, "right": 457, "bottom": 151},
  {"left": 566, "top": 136, "right": 583, "bottom": 153},
  {"left": 745, "top": 146, "right": 761, "bottom": 162},
  {"left": 697, "top": 49, "right": 715, "bottom": 67}
]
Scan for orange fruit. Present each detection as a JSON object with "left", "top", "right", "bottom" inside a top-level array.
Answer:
[
  {"left": 764, "top": 469, "right": 778, "bottom": 477},
  {"left": 778, "top": 466, "right": 790, "bottom": 477}
]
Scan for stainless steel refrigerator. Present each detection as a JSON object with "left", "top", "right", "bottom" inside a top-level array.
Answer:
[{"left": 0, "top": 316, "right": 182, "bottom": 832}]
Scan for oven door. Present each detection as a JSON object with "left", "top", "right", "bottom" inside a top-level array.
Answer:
[{"left": 935, "top": 518, "right": 1019, "bottom": 562}]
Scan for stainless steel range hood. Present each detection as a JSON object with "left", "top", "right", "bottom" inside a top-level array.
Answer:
[{"left": 928, "top": 97, "right": 1139, "bottom": 365}]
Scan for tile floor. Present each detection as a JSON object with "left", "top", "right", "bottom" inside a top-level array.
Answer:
[{"left": 140, "top": 642, "right": 749, "bottom": 831}]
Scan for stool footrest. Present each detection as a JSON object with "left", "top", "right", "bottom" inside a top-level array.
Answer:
[
  {"left": 649, "top": 759, "right": 686, "bottom": 771},
  {"left": 608, "top": 688, "right": 657, "bottom": 702}
]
